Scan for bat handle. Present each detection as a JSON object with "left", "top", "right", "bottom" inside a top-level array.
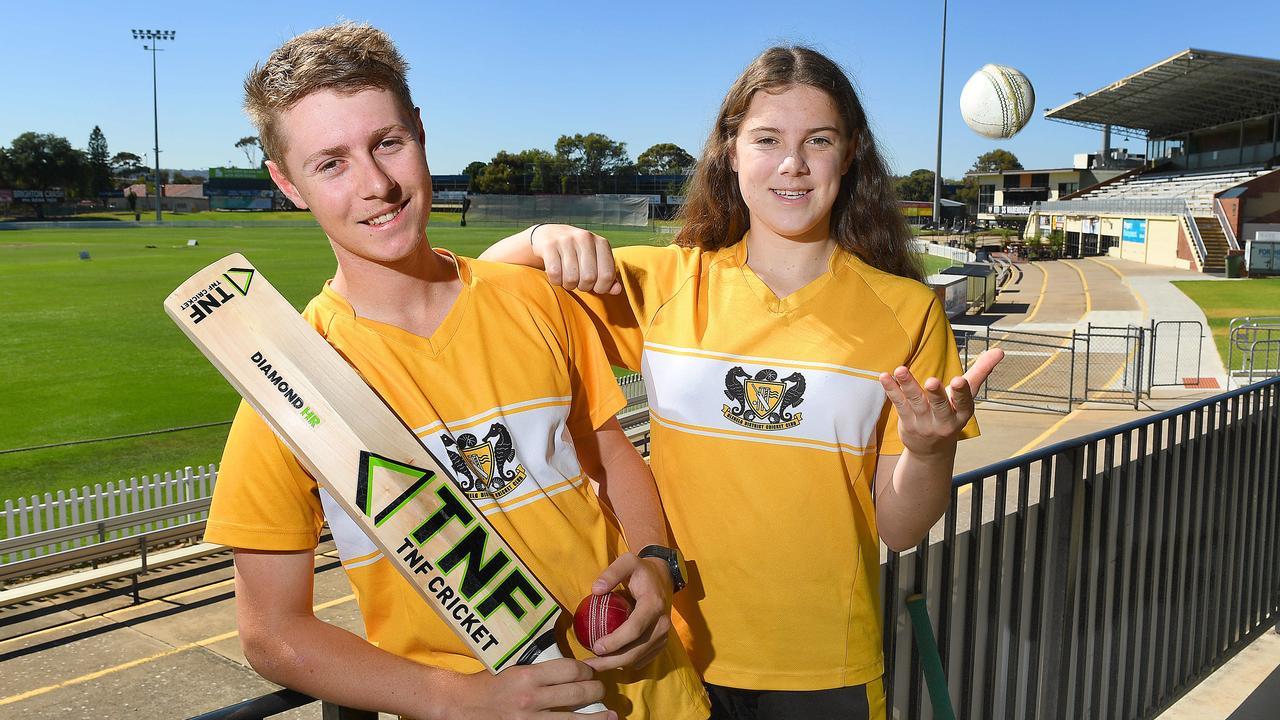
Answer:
[{"left": 530, "top": 643, "right": 610, "bottom": 714}]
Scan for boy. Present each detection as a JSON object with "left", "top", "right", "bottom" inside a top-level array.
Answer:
[{"left": 204, "top": 22, "right": 708, "bottom": 720}]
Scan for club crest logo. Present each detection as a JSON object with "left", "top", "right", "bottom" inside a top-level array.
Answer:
[
  {"left": 722, "top": 366, "right": 805, "bottom": 431},
  {"left": 442, "top": 423, "right": 528, "bottom": 500}
]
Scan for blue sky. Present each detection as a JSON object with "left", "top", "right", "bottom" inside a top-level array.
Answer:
[{"left": 4, "top": 0, "right": 1277, "bottom": 179}]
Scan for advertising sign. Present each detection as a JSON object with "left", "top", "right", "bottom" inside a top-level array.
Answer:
[
  {"left": 209, "top": 167, "right": 270, "bottom": 180},
  {"left": 1247, "top": 232, "right": 1280, "bottom": 275},
  {"left": 1122, "top": 218, "right": 1147, "bottom": 244}
]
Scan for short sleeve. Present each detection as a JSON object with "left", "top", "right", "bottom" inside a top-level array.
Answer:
[
  {"left": 568, "top": 245, "right": 684, "bottom": 372},
  {"left": 554, "top": 289, "right": 628, "bottom": 436},
  {"left": 878, "top": 296, "right": 981, "bottom": 456},
  {"left": 203, "top": 400, "right": 325, "bottom": 550}
]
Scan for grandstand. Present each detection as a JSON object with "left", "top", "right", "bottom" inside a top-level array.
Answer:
[{"left": 1032, "top": 49, "right": 1280, "bottom": 274}]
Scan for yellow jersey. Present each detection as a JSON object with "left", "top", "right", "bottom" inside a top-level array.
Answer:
[
  {"left": 205, "top": 251, "right": 709, "bottom": 718},
  {"left": 568, "top": 239, "right": 979, "bottom": 690}
]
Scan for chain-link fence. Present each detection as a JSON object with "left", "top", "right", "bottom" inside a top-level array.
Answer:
[
  {"left": 466, "top": 194, "right": 650, "bottom": 227},
  {"left": 957, "top": 322, "right": 1197, "bottom": 412}
]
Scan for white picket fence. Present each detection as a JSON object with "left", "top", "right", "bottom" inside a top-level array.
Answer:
[
  {"left": 1, "top": 465, "right": 218, "bottom": 563},
  {"left": 912, "top": 239, "right": 977, "bottom": 264},
  {"left": 0, "top": 376, "right": 648, "bottom": 564}
]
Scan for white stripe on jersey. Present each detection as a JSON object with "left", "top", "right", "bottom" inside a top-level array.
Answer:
[
  {"left": 641, "top": 344, "right": 886, "bottom": 454},
  {"left": 320, "top": 488, "right": 378, "bottom": 562},
  {"left": 321, "top": 397, "right": 586, "bottom": 564}
]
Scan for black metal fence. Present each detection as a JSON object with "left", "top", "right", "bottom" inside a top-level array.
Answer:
[
  {"left": 883, "top": 376, "right": 1280, "bottom": 720},
  {"left": 959, "top": 320, "right": 1205, "bottom": 413},
  {"left": 195, "top": 378, "right": 1278, "bottom": 720}
]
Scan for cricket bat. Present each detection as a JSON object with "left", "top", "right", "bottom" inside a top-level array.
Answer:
[{"left": 165, "top": 253, "right": 606, "bottom": 711}]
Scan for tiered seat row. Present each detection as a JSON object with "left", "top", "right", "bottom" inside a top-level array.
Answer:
[{"left": 1077, "top": 166, "right": 1268, "bottom": 215}]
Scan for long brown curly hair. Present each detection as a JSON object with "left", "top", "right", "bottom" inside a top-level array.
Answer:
[{"left": 675, "top": 46, "right": 923, "bottom": 283}]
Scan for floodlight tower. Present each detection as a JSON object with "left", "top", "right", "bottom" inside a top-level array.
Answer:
[
  {"left": 933, "top": 0, "right": 947, "bottom": 233},
  {"left": 132, "top": 29, "right": 176, "bottom": 222}
]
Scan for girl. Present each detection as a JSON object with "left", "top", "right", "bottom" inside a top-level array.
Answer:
[{"left": 483, "top": 46, "right": 1002, "bottom": 720}]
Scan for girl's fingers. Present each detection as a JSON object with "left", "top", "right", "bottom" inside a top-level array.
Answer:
[{"left": 893, "top": 366, "right": 929, "bottom": 416}]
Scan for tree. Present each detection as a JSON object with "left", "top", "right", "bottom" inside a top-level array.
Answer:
[
  {"left": 476, "top": 149, "right": 563, "bottom": 194},
  {"left": 235, "top": 136, "right": 262, "bottom": 167},
  {"left": 87, "top": 126, "right": 112, "bottom": 196},
  {"left": 954, "top": 177, "right": 980, "bottom": 208},
  {"left": 971, "top": 149, "right": 1023, "bottom": 173},
  {"left": 462, "top": 161, "right": 487, "bottom": 192},
  {"left": 4, "top": 132, "right": 87, "bottom": 195},
  {"left": 110, "top": 151, "right": 144, "bottom": 176},
  {"left": 517, "top": 149, "right": 559, "bottom": 193},
  {"left": 476, "top": 151, "right": 522, "bottom": 194},
  {"left": 636, "top": 143, "right": 694, "bottom": 175},
  {"left": 555, "top": 133, "right": 629, "bottom": 192},
  {"left": 895, "top": 169, "right": 936, "bottom": 202}
]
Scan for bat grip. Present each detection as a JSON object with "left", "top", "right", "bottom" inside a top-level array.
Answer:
[{"left": 530, "top": 643, "right": 610, "bottom": 714}]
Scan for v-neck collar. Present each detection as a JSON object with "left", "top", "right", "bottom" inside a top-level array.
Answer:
[
  {"left": 729, "top": 237, "right": 844, "bottom": 315},
  {"left": 318, "top": 248, "right": 471, "bottom": 358}
]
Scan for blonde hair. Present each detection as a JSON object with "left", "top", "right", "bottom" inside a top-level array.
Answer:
[
  {"left": 676, "top": 46, "right": 924, "bottom": 282},
  {"left": 243, "top": 22, "right": 414, "bottom": 169}
]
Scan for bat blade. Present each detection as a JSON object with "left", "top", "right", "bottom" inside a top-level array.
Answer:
[{"left": 164, "top": 253, "right": 569, "bottom": 674}]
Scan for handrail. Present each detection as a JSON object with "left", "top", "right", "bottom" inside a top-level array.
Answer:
[
  {"left": 1180, "top": 203, "right": 1210, "bottom": 270},
  {"left": 0, "top": 520, "right": 208, "bottom": 581},
  {"left": 1214, "top": 196, "right": 1241, "bottom": 251},
  {"left": 0, "top": 497, "right": 212, "bottom": 556}
]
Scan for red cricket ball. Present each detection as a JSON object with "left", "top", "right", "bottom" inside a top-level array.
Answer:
[{"left": 573, "top": 591, "right": 632, "bottom": 650}]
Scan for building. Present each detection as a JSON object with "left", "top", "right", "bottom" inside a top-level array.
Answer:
[
  {"left": 1031, "top": 49, "right": 1280, "bottom": 273},
  {"left": 967, "top": 156, "right": 1133, "bottom": 228}
]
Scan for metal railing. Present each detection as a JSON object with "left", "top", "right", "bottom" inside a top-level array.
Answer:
[
  {"left": 1180, "top": 210, "right": 1210, "bottom": 271},
  {"left": 1034, "top": 198, "right": 1191, "bottom": 216},
  {"left": 883, "top": 376, "right": 1280, "bottom": 719},
  {"left": 1213, "top": 197, "right": 1240, "bottom": 251},
  {"left": 1228, "top": 317, "right": 1280, "bottom": 389}
]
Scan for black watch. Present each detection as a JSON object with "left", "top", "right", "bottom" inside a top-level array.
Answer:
[{"left": 638, "top": 544, "right": 687, "bottom": 593}]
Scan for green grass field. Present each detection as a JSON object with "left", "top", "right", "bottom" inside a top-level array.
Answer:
[
  {"left": 1172, "top": 276, "right": 1280, "bottom": 370},
  {"left": 0, "top": 224, "right": 955, "bottom": 506},
  {"left": 0, "top": 223, "right": 663, "bottom": 505}
]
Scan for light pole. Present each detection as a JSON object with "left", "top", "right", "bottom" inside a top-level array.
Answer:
[
  {"left": 132, "top": 29, "right": 176, "bottom": 222},
  {"left": 933, "top": 0, "right": 947, "bottom": 235}
]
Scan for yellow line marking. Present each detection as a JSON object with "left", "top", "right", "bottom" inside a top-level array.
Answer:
[
  {"left": 1002, "top": 339, "right": 1072, "bottom": 393},
  {"left": 1021, "top": 262, "right": 1050, "bottom": 324},
  {"left": 1085, "top": 256, "right": 1149, "bottom": 321},
  {"left": 1012, "top": 409, "right": 1083, "bottom": 457},
  {"left": 958, "top": 407, "right": 1085, "bottom": 497},
  {"left": 1062, "top": 260, "right": 1092, "bottom": 316},
  {"left": 0, "top": 594, "right": 357, "bottom": 706}
]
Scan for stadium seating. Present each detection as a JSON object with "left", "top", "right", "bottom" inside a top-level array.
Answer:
[{"left": 1078, "top": 166, "right": 1269, "bottom": 215}]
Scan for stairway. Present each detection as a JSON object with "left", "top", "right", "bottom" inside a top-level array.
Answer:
[{"left": 1194, "top": 216, "right": 1229, "bottom": 274}]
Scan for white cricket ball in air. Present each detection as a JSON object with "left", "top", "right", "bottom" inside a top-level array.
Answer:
[{"left": 959, "top": 64, "right": 1035, "bottom": 139}]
